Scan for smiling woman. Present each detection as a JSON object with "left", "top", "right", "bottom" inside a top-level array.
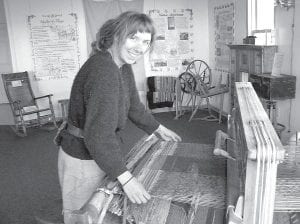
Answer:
[
  {"left": 111, "top": 31, "right": 152, "bottom": 66},
  {"left": 54, "top": 11, "right": 182, "bottom": 224},
  {"left": 91, "top": 11, "right": 156, "bottom": 55}
]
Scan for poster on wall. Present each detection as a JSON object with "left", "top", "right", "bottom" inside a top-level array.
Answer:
[
  {"left": 28, "top": 13, "right": 81, "bottom": 81},
  {"left": 146, "top": 9, "right": 194, "bottom": 77},
  {"left": 214, "top": 3, "right": 234, "bottom": 72}
]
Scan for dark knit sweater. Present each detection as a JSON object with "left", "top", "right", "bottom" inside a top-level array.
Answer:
[{"left": 60, "top": 50, "right": 159, "bottom": 179}]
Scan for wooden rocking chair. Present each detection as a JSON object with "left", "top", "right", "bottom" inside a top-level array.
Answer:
[{"left": 2, "top": 71, "right": 57, "bottom": 136}]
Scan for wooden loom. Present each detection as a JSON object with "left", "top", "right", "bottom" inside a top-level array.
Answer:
[
  {"left": 226, "top": 82, "right": 300, "bottom": 224},
  {"left": 69, "top": 82, "right": 299, "bottom": 224}
]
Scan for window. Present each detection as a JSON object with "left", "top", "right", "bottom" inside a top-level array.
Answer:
[{"left": 248, "top": 0, "right": 275, "bottom": 45}]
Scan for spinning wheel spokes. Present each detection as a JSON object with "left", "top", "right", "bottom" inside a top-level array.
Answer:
[
  {"left": 178, "top": 72, "right": 196, "bottom": 93},
  {"left": 186, "top": 60, "right": 211, "bottom": 85}
]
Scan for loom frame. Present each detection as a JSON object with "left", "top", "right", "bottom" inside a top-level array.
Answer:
[{"left": 227, "top": 82, "right": 285, "bottom": 224}]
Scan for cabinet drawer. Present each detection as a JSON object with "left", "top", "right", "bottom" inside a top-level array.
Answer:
[{"left": 238, "top": 50, "right": 249, "bottom": 71}]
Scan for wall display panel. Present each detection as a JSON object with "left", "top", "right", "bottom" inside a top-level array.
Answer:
[
  {"left": 146, "top": 9, "right": 194, "bottom": 77},
  {"left": 214, "top": 2, "right": 234, "bottom": 72},
  {"left": 28, "top": 13, "right": 81, "bottom": 81}
]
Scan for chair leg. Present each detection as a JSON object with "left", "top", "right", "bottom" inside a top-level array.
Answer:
[
  {"left": 189, "top": 97, "right": 201, "bottom": 122},
  {"left": 20, "top": 114, "right": 27, "bottom": 136},
  {"left": 175, "top": 80, "right": 182, "bottom": 120},
  {"left": 206, "top": 97, "right": 212, "bottom": 116},
  {"left": 193, "top": 94, "right": 201, "bottom": 109},
  {"left": 21, "top": 123, "right": 27, "bottom": 136},
  {"left": 12, "top": 115, "right": 27, "bottom": 137},
  {"left": 185, "top": 94, "right": 193, "bottom": 109},
  {"left": 48, "top": 96, "right": 58, "bottom": 128},
  {"left": 50, "top": 106, "right": 58, "bottom": 128},
  {"left": 52, "top": 113, "right": 58, "bottom": 128},
  {"left": 192, "top": 94, "right": 197, "bottom": 111},
  {"left": 9, "top": 125, "right": 26, "bottom": 137},
  {"left": 218, "top": 93, "right": 225, "bottom": 123},
  {"left": 175, "top": 89, "right": 184, "bottom": 120}
]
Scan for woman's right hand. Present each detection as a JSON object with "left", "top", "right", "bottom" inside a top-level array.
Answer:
[
  {"left": 122, "top": 177, "right": 151, "bottom": 204},
  {"left": 117, "top": 171, "right": 151, "bottom": 204}
]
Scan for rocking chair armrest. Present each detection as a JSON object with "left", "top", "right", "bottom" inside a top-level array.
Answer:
[{"left": 34, "top": 94, "right": 53, "bottom": 100}]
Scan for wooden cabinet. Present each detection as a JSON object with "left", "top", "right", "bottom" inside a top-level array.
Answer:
[
  {"left": 228, "top": 44, "right": 278, "bottom": 107},
  {"left": 249, "top": 73, "right": 296, "bottom": 101},
  {"left": 228, "top": 45, "right": 297, "bottom": 139}
]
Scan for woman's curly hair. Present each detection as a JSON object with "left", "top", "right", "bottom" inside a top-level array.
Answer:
[{"left": 90, "top": 11, "right": 156, "bottom": 56}]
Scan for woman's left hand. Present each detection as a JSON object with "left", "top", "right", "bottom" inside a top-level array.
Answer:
[{"left": 154, "top": 125, "right": 182, "bottom": 142}]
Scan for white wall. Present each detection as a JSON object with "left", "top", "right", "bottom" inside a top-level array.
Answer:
[
  {"left": 208, "top": 0, "right": 247, "bottom": 114},
  {"left": 291, "top": 1, "right": 300, "bottom": 134},
  {"left": 143, "top": 0, "right": 209, "bottom": 66},
  {"left": 208, "top": 0, "right": 247, "bottom": 59},
  {"left": 274, "top": 3, "right": 300, "bottom": 140},
  {"left": 0, "top": 0, "right": 11, "bottom": 75},
  {"left": 0, "top": 0, "right": 210, "bottom": 123},
  {"left": 1, "top": 0, "right": 87, "bottom": 123},
  {"left": 140, "top": 0, "right": 210, "bottom": 108},
  {"left": 2, "top": 0, "right": 299, "bottom": 134},
  {"left": 0, "top": 0, "right": 13, "bottom": 124}
]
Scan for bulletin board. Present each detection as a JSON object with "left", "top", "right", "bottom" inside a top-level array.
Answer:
[
  {"left": 214, "top": 3, "right": 234, "bottom": 72},
  {"left": 146, "top": 9, "right": 194, "bottom": 77},
  {"left": 28, "top": 13, "right": 81, "bottom": 81}
]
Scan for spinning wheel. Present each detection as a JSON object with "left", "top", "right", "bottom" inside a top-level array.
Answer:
[
  {"left": 175, "top": 59, "right": 229, "bottom": 123},
  {"left": 185, "top": 60, "right": 211, "bottom": 91},
  {"left": 178, "top": 60, "right": 211, "bottom": 94},
  {"left": 178, "top": 72, "right": 196, "bottom": 93}
]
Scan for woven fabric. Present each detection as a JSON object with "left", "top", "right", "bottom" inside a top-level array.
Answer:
[
  {"left": 108, "top": 138, "right": 226, "bottom": 223},
  {"left": 139, "top": 141, "right": 226, "bottom": 209},
  {"left": 147, "top": 76, "right": 176, "bottom": 109},
  {"left": 147, "top": 76, "right": 176, "bottom": 92}
]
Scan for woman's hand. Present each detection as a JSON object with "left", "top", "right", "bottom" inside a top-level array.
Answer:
[
  {"left": 117, "top": 171, "right": 150, "bottom": 204},
  {"left": 154, "top": 125, "right": 182, "bottom": 142},
  {"left": 122, "top": 177, "right": 151, "bottom": 204}
]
